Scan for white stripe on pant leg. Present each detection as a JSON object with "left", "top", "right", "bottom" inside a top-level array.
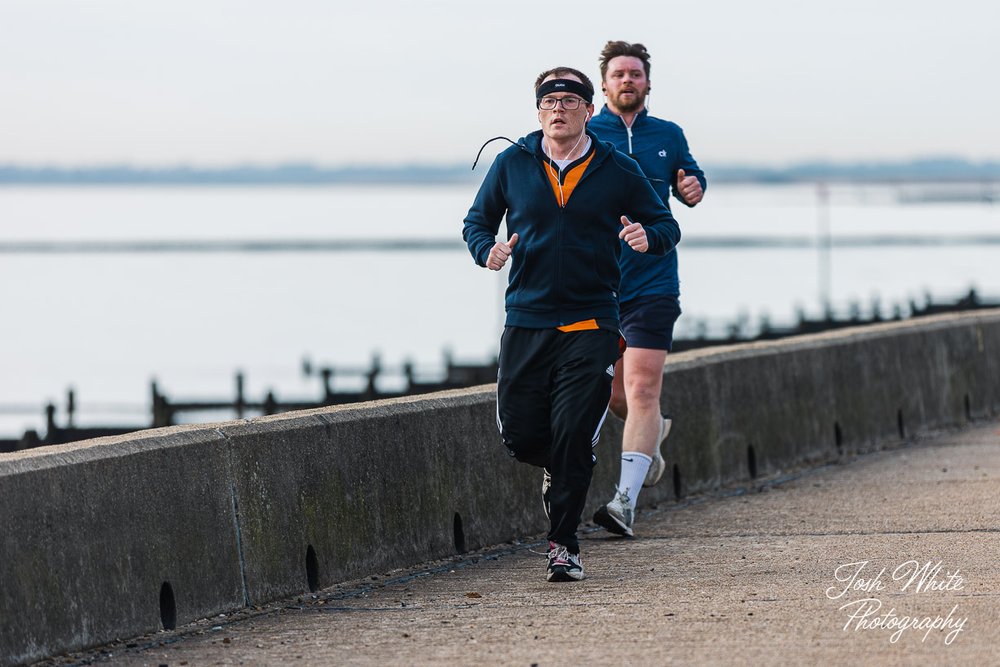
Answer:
[
  {"left": 495, "top": 402, "right": 503, "bottom": 434},
  {"left": 590, "top": 400, "right": 611, "bottom": 446}
]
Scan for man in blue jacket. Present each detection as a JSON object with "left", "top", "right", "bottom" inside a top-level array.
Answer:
[
  {"left": 588, "top": 41, "right": 707, "bottom": 537},
  {"left": 463, "top": 66, "right": 680, "bottom": 582}
]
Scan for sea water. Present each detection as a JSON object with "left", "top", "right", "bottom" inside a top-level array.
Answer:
[{"left": 1, "top": 183, "right": 996, "bottom": 436}]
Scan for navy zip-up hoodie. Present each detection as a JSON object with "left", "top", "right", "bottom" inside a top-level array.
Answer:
[
  {"left": 588, "top": 106, "right": 706, "bottom": 301},
  {"left": 463, "top": 129, "right": 681, "bottom": 329}
]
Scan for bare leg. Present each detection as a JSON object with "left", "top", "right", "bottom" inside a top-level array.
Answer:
[
  {"left": 619, "top": 347, "right": 668, "bottom": 457},
  {"left": 594, "top": 346, "right": 670, "bottom": 535}
]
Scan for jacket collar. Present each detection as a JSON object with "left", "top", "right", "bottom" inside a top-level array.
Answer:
[
  {"left": 597, "top": 104, "right": 649, "bottom": 126},
  {"left": 519, "top": 129, "right": 611, "bottom": 163}
]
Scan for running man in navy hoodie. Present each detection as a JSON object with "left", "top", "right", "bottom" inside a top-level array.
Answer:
[
  {"left": 463, "top": 66, "right": 680, "bottom": 582},
  {"left": 588, "top": 41, "right": 707, "bottom": 538}
]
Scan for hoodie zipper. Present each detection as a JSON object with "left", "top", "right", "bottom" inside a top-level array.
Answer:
[{"left": 538, "top": 144, "right": 609, "bottom": 324}]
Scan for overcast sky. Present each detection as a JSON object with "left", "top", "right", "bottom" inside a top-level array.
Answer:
[{"left": 1, "top": 0, "right": 996, "bottom": 167}]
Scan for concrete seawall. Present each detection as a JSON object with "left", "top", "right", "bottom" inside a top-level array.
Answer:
[{"left": 2, "top": 310, "right": 998, "bottom": 665}]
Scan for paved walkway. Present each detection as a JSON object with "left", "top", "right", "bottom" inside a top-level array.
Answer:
[{"left": 53, "top": 423, "right": 1000, "bottom": 666}]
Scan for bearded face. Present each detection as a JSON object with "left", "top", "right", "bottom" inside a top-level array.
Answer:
[{"left": 603, "top": 55, "right": 649, "bottom": 115}]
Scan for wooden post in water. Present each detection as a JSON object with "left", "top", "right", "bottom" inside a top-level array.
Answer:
[
  {"left": 151, "top": 381, "right": 158, "bottom": 424},
  {"left": 235, "top": 372, "right": 245, "bottom": 419},
  {"left": 443, "top": 347, "right": 455, "bottom": 383},
  {"left": 151, "top": 380, "right": 168, "bottom": 427},
  {"left": 403, "top": 360, "right": 415, "bottom": 391},
  {"left": 321, "top": 368, "right": 333, "bottom": 403},
  {"left": 66, "top": 388, "right": 76, "bottom": 429},
  {"left": 45, "top": 403, "right": 57, "bottom": 441},
  {"left": 365, "top": 355, "right": 381, "bottom": 399}
]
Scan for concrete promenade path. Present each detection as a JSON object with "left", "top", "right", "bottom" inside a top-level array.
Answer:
[{"left": 51, "top": 422, "right": 1000, "bottom": 666}]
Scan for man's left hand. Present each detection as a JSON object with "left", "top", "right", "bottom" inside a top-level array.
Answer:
[
  {"left": 676, "top": 168, "right": 704, "bottom": 205},
  {"left": 619, "top": 216, "right": 648, "bottom": 253}
]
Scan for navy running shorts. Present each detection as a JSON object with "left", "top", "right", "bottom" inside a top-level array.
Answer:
[{"left": 619, "top": 295, "right": 682, "bottom": 351}]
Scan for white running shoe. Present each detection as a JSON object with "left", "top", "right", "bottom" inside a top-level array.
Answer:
[
  {"left": 592, "top": 488, "right": 634, "bottom": 537},
  {"left": 643, "top": 415, "right": 672, "bottom": 487}
]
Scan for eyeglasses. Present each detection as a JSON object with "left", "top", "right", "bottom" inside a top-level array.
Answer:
[{"left": 538, "top": 96, "right": 586, "bottom": 110}]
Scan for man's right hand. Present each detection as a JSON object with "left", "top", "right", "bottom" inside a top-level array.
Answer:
[{"left": 487, "top": 233, "right": 519, "bottom": 271}]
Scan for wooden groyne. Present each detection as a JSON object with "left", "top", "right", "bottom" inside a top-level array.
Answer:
[{"left": 2, "top": 290, "right": 995, "bottom": 452}]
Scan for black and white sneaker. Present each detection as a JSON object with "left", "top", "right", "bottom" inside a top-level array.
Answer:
[
  {"left": 546, "top": 541, "right": 584, "bottom": 582},
  {"left": 593, "top": 488, "right": 634, "bottom": 537}
]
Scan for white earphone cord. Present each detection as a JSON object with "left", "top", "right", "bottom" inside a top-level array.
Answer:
[{"left": 544, "top": 130, "right": 589, "bottom": 206}]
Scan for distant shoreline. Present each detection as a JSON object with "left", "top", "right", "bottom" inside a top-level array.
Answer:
[{"left": 2, "top": 158, "right": 999, "bottom": 185}]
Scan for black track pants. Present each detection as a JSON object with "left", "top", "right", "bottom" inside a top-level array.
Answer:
[{"left": 496, "top": 326, "right": 619, "bottom": 551}]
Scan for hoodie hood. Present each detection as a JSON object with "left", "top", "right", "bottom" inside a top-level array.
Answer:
[
  {"left": 473, "top": 129, "right": 613, "bottom": 171},
  {"left": 514, "top": 130, "right": 613, "bottom": 159},
  {"left": 517, "top": 129, "right": 611, "bottom": 163}
]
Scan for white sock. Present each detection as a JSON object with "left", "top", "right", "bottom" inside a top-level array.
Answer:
[{"left": 617, "top": 452, "right": 652, "bottom": 509}]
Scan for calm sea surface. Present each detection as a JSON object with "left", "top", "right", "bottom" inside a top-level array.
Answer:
[{"left": 1, "top": 183, "right": 997, "bottom": 436}]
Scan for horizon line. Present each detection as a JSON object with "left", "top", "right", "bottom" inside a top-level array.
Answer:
[{"left": 2, "top": 154, "right": 1000, "bottom": 171}]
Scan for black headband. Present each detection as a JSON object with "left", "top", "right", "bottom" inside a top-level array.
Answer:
[{"left": 535, "top": 79, "right": 593, "bottom": 104}]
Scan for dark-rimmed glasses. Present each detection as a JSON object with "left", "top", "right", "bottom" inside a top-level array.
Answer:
[{"left": 538, "top": 96, "right": 586, "bottom": 111}]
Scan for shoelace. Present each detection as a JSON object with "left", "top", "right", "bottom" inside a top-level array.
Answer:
[{"left": 548, "top": 543, "right": 572, "bottom": 566}]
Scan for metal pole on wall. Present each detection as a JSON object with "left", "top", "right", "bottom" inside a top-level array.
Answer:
[{"left": 817, "top": 182, "right": 832, "bottom": 316}]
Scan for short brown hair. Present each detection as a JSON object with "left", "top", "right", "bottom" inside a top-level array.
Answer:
[
  {"left": 599, "top": 41, "right": 651, "bottom": 81},
  {"left": 533, "top": 66, "right": 595, "bottom": 98}
]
